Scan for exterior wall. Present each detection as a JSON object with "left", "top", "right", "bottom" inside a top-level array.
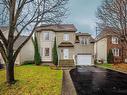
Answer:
[
  {"left": 58, "top": 47, "right": 75, "bottom": 60},
  {"left": 75, "top": 36, "right": 94, "bottom": 64},
  {"left": 0, "top": 39, "right": 34, "bottom": 65},
  {"left": 107, "top": 36, "right": 126, "bottom": 63},
  {"left": 37, "top": 31, "right": 75, "bottom": 62},
  {"left": 56, "top": 32, "right": 75, "bottom": 61},
  {"left": 20, "top": 39, "right": 34, "bottom": 64},
  {"left": 55, "top": 32, "right": 75, "bottom": 44},
  {"left": 96, "top": 38, "right": 107, "bottom": 63},
  {"left": 37, "top": 31, "right": 55, "bottom": 62}
]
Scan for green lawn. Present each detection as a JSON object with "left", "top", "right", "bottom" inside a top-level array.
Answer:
[
  {"left": 0, "top": 65, "right": 62, "bottom": 95},
  {"left": 96, "top": 63, "right": 113, "bottom": 69}
]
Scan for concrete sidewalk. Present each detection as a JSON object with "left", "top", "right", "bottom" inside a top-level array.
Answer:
[{"left": 62, "top": 69, "right": 77, "bottom": 95}]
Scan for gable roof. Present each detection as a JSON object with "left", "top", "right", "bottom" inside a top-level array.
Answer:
[
  {"left": 76, "top": 32, "right": 91, "bottom": 36},
  {"left": 13, "top": 36, "right": 28, "bottom": 50},
  {"left": 75, "top": 32, "right": 95, "bottom": 43},
  {"left": 36, "top": 24, "right": 77, "bottom": 32},
  {"left": 96, "top": 27, "right": 119, "bottom": 41}
]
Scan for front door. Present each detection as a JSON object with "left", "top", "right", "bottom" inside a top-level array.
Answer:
[{"left": 63, "top": 49, "right": 69, "bottom": 59}]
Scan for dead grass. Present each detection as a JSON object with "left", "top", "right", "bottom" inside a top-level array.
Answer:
[{"left": 112, "top": 63, "right": 127, "bottom": 73}]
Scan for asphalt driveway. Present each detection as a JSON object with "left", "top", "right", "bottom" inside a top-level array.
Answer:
[{"left": 70, "top": 66, "right": 127, "bottom": 95}]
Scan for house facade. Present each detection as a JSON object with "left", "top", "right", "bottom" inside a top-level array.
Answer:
[
  {"left": 36, "top": 24, "right": 95, "bottom": 66},
  {"left": 95, "top": 27, "right": 127, "bottom": 63}
]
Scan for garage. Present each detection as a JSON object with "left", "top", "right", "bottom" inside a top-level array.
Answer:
[{"left": 77, "top": 54, "right": 92, "bottom": 65}]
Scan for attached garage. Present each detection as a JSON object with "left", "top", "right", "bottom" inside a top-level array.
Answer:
[{"left": 77, "top": 54, "right": 92, "bottom": 65}]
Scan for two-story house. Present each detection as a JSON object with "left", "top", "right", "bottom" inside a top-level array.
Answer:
[
  {"left": 95, "top": 27, "right": 127, "bottom": 63},
  {"left": 35, "top": 24, "right": 76, "bottom": 65},
  {"left": 36, "top": 24, "right": 95, "bottom": 66}
]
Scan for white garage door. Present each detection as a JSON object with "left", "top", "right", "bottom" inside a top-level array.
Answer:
[{"left": 77, "top": 55, "right": 92, "bottom": 65}]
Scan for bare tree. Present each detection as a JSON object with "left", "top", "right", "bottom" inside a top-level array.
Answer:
[
  {"left": 97, "top": 0, "right": 127, "bottom": 43},
  {"left": 0, "top": 0, "right": 69, "bottom": 84}
]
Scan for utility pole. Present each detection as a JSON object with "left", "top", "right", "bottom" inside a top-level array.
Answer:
[{"left": 95, "top": 27, "right": 99, "bottom": 61}]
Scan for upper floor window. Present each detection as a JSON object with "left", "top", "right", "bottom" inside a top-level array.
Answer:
[
  {"left": 112, "top": 37, "right": 118, "bottom": 44},
  {"left": 44, "top": 32, "right": 50, "bottom": 40},
  {"left": 112, "top": 48, "right": 119, "bottom": 56},
  {"left": 80, "top": 38, "right": 89, "bottom": 45},
  {"left": 63, "top": 34, "right": 69, "bottom": 41}
]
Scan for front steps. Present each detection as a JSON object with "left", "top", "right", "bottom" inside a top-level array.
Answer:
[{"left": 59, "top": 60, "right": 75, "bottom": 67}]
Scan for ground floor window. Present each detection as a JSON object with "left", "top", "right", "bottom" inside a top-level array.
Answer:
[
  {"left": 112, "top": 48, "right": 119, "bottom": 57},
  {"left": 45, "top": 48, "right": 50, "bottom": 56}
]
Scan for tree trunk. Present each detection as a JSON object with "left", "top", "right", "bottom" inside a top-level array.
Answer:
[{"left": 6, "top": 62, "right": 15, "bottom": 84}]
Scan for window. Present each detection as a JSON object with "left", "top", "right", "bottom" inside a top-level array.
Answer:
[
  {"left": 112, "top": 48, "right": 119, "bottom": 56},
  {"left": 45, "top": 48, "right": 49, "bottom": 56},
  {"left": 80, "top": 38, "right": 84, "bottom": 45},
  {"left": 44, "top": 32, "right": 50, "bottom": 40},
  {"left": 80, "top": 38, "right": 89, "bottom": 45},
  {"left": 112, "top": 37, "right": 118, "bottom": 44},
  {"left": 63, "top": 34, "right": 69, "bottom": 41}
]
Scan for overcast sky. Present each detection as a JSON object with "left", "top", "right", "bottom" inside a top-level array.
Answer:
[{"left": 64, "top": 0, "right": 102, "bottom": 36}]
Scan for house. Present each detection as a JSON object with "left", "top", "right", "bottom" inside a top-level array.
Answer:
[
  {"left": 36, "top": 24, "right": 95, "bottom": 66},
  {"left": 0, "top": 26, "right": 34, "bottom": 64},
  {"left": 95, "top": 27, "right": 127, "bottom": 63}
]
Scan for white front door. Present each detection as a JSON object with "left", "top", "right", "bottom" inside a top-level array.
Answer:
[{"left": 63, "top": 49, "right": 69, "bottom": 59}]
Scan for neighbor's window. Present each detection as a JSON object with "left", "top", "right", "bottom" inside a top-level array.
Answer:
[
  {"left": 45, "top": 48, "right": 49, "bottom": 56},
  {"left": 63, "top": 34, "right": 69, "bottom": 41},
  {"left": 44, "top": 32, "right": 50, "bottom": 40},
  {"left": 112, "top": 37, "right": 118, "bottom": 44},
  {"left": 112, "top": 48, "right": 119, "bottom": 56}
]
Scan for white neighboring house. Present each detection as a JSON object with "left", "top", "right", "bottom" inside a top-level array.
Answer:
[{"left": 0, "top": 26, "right": 34, "bottom": 65}]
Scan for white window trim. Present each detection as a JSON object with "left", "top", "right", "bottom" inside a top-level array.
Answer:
[
  {"left": 43, "top": 32, "right": 50, "bottom": 41},
  {"left": 63, "top": 34, "right": 69, "bottom": 41},
  {"left": 80, "top": 38, "right": 89, "bottom": 45},
  {"left": 112, "top": 48, "right": 119, "bottom": 57},
  {"left": 112, "top": 36, "right": 118, "bottom": 44}
]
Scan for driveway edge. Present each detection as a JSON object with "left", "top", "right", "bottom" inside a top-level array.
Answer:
[
  {"left": 95, "top": 65, "right": 127, "bottom": 74},
  {"left": 61, "top": 69, "right": 77, "bottom": 95}
]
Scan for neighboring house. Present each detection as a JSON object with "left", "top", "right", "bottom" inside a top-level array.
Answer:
[
  {"left": 95, "top": 27, "right": 127, "bottom": 63},
  {"left": 36, "top": 24, "right": 95, "bottom": 66},
  {"left": 0, "top": 26, "right": 34, "bottom": 64}
]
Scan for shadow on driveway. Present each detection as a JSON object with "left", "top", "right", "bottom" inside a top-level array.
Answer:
[{"left": 70, "top": 66, "right": 127, "bottom": 95}]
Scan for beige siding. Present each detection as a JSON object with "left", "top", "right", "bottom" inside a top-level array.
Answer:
[
  {"left": 20, "top": 39, "right": 34, "bottom": 64},
  {"left": 55, "top": 32, "right": 75, "bottom": 44},
  {"left": 58, "top": 48, "right": 75, "bottom": 60},
  {"left": 75, "top": 43, "right": 94, "bottom": 64},
  {"left": 56, "top": 32, "right": 75, "bottom": 61},
  {"left": 0, "top": 39, "right": 34, "bottom": 65},
  {"left": 96, "top": 38, "right": 107, "bottom": 63},
  {"left": 37, "top": 31, "right": 55, "bottom": 62}
]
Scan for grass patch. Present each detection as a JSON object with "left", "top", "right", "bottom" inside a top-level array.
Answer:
[
  {"left": 96, "top": 63, "right": 127, "bottom": 73},
  {"left": 96, "top": 63, "right": 113, "bottom": 69},
  {"left": 0, "top": 65, "right": 62, "bottom": 95}
]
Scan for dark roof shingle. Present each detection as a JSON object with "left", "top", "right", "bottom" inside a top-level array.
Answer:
[{"left": 36, "top": 24, "right": 77, "bottom": 32}]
